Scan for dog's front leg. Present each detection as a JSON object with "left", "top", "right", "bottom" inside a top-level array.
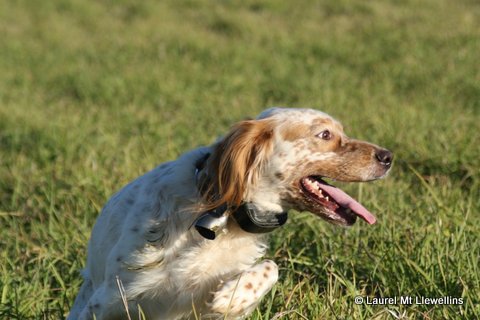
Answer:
[{"left": 210, "top": 260, "right": 278, "bottom": 319}]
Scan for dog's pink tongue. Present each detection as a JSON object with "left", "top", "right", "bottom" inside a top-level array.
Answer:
[{"left": 319, "top": 183, "right": 377, "bottom": 224}]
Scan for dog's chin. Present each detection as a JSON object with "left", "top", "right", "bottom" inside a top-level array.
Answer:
[
  {"left": 298, "top": 187, "right": 357, "bottom": 226},
  {"left": 293, "top": 176, "right": 377, "bottom": 226},
  {"left": 314, "top": 207, "right": 358, "bottom": 226}
]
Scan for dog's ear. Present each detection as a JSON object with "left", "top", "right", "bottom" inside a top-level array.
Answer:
[{"left": 202, "top": 119, "right": 275, "bottom": 210}]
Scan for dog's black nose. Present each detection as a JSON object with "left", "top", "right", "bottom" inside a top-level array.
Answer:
[{"left": 375, "top": 149, "right": 393, "bottom": 167}]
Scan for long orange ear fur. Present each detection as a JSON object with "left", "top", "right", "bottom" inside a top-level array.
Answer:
[{"left": 201, "top": 119, "right": 274, "bottom": 210}]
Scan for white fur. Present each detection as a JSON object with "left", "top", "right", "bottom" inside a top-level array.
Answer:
[{"left": 210, "top": 260, "right": 278, "bottom": 317}]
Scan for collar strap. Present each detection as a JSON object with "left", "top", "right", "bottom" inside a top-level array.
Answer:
[
  {"left": 195, "top": 202, "right": 288, "bottom": 238},
  {"left": 195, "top": 152, "right": 210, "bottom": 190}
]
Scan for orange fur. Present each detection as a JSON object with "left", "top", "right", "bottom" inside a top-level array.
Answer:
[{"left": 201, "top": 119, "right": 274, "bottom": 210}]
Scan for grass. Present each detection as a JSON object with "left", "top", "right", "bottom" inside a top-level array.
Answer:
[{"left": 0, "top": 0, "right": 479, "bottom": 319}]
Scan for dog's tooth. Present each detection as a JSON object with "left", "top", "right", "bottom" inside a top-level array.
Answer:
[{"left": 325, "top": 196, "right": 329, "bottom": 201}]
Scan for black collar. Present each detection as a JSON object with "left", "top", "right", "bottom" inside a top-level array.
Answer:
[
  {"left": 194, "top": 152, "right": 288, "bottom": 238},
  {"left": 231, "top": 203, "right": 288, "bottom": 234}
]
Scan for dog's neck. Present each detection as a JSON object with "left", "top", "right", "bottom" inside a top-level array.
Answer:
[{"left": 194, "top": 152, "right": 288, "bottom": 238}]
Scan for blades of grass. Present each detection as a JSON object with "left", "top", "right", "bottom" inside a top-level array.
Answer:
[
  {"left": 48, "top": 260, "right": 66, "bottom": 291},
  {"left": 407, "top": 164, "right": 444, "bottom": 209},
  {"left": 116, "top": 276, "right": 132, "bottom": 320}
]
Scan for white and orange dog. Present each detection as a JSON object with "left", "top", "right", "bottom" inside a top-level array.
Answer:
[{"left": 69, "top": 108, "right": 392, "bottom": 319}]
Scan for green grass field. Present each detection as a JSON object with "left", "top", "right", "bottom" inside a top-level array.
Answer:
[{"left": 1, "top": 0, "right": 479, "bottom": 319}]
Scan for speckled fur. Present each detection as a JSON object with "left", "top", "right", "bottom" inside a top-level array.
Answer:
[{"left": 69, "top": 107, "right": 392, "bottom": 320}]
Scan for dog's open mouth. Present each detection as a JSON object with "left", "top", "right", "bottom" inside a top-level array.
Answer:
[{"left": 300, "top": 176, "right": 376, "bottom": 225}]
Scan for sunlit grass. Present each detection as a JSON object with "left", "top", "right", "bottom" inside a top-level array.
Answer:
[{"left": 0, "top": 0, "right": 479, "bottom": 319}]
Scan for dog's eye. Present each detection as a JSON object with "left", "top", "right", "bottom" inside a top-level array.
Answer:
[{"left": 317, "top": 130, "right": 332, "bottom": 140}]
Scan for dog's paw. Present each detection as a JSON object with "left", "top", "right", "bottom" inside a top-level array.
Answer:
[{"left": 210, "top": 260, "right": 278, "bottom": 318}]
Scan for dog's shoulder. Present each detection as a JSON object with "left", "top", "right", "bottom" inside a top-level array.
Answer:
[{"left": 84, "top": 147, "right": 212, "bottom": 282}]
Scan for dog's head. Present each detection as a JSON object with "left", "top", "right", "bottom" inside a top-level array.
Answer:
[{"left": 202, "top": 107, "right": 393, "bottom": 226}]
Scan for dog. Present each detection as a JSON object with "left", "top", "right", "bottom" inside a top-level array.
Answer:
[{"left": 68, "top": 107, "right": 393, "bottom": 319}]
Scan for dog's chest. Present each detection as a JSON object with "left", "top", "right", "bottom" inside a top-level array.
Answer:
[
  {"left": 129, "top": 230, "right": 267, "bottom": 317},
  {"left": 137, "top": 229, "right": 266, "bottom": 292}
]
